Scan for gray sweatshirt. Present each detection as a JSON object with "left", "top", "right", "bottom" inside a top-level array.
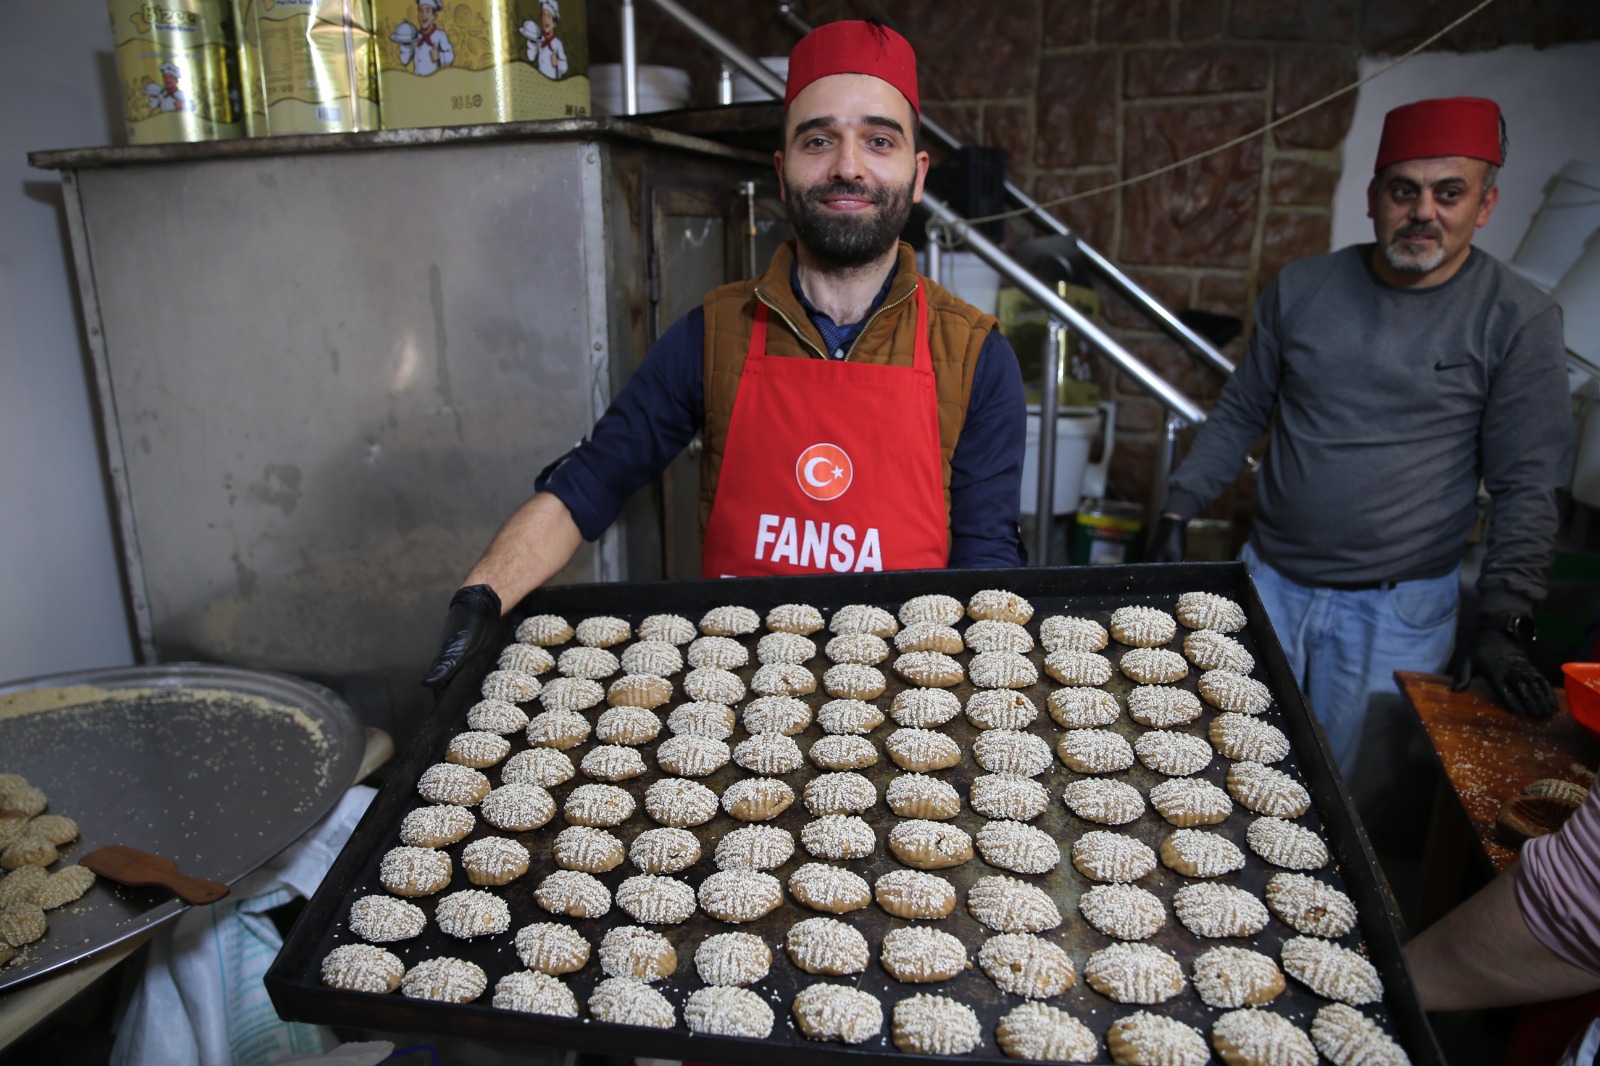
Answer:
[{"left": 1165, "top": 244, "right": 1570, "bottom": 616}]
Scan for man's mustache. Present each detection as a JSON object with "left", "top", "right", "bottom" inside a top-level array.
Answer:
[
  {"left": 804, "top": 182, "right": 884, "bottom": 206},
  {"left": 1395, "top": 224, "right": 1441, "bottom": 241}
]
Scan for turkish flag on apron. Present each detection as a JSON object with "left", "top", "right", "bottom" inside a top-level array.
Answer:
[{"left": 700, "top": 285, "right": 949, "bottom": 578}]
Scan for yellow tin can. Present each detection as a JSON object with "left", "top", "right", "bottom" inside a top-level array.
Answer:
[
  {"left": 108, "top": 0, "right": 243, "bottom": 143},
  {"left": 235, "top": 0, "right": 379, "bottom": 135},
  {"left": 373, "top": 0, "right": 590, "bottom": 130}
]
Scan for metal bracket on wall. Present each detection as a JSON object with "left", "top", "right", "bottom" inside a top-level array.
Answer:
[{"left": 57, "top": 168, "right": 157, "bottom": 663}]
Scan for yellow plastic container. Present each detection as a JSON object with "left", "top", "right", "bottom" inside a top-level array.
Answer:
[
  {"left": 1071, "top": 499, "right": 1145, "bottom": 565},
  {"left": 373, "top": 0, "right": 591, "bottom": 130},
  {"left": 108, "top": 0, "right": 243, "bottom": 143}
]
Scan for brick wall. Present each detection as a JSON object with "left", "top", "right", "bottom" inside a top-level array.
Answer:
[{"left": 594, "top": 0, "right": 1597, "bottom": 528}]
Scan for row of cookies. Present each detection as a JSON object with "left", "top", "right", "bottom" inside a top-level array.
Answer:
[
  {"left": 471, "top": 607, "right": 1268, "bottom": 754},
  {"left": 378, "top": 792, "right": 1329, "bottom": 927},
  {"left": 333, "top": 893, "right": 1388, "bottom": 1058},
  {"left": 495, "top": 591, "right": 1236, "bottom": 654},
  {"left": 445, "top": 692, "right": 1281, "bottom": 796},
  {"left": 1099, "top": 1001, "right": 1409, "bottom": 1066},
  {"left": 481, "top": 591, "right": 1268, "bottom": 715},
  {"left": 325, "top": 904, "right": 1405, "bottom": 1064}
]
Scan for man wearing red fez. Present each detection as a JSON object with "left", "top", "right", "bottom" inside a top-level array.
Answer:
[
  {"left": 1150, "top": 97, "right": 1570, "bottom": 790},
  {"left": 425, "top": 21, "right": 1026, "bottom": 685}
]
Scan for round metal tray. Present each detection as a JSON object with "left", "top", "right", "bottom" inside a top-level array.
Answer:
[{"left": 0, "top": 663, "right": 363, "bottom": 993}]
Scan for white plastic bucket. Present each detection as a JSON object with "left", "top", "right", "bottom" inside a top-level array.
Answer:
[
  {"left": 941, "top": 251, "right": 1001, "bottom": 316},
  {"left": 590, "top": 64, "right": 692, "bottom": 116},
  {"left": 1021, "top": 406, "right": 1104, "bottom": 516},
  {"left": 1510, "top": 160, "right": 1600, "bottom": 291}
]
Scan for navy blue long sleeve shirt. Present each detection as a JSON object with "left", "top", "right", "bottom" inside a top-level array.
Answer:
[{"left": 538, "top": 266, "right": 1027, "bottom": 568}]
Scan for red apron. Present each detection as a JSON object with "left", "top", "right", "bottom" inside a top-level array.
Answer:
[{"left": 700, "top": 284, "right": 949, "bottom": 578}]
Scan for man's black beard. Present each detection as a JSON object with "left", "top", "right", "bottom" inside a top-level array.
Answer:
[{"left": 783, "top": 174, "right": 916, "bottom": 271}]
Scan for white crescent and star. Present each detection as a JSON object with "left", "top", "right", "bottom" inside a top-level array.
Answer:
[{"left": 803, "top": 456, "right": 840, "bottom": 488}]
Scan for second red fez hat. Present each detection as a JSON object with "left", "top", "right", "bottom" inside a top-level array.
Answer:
[
  {"left": 784, "top": 20, "right": 919, "bottom": 115},
  {"left": 1374, "top": 97, "right": 1504, "bottom": 172}
]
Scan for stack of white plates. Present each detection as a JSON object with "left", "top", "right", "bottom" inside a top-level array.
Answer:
[
  {"left": 591, "top": 64, "right": 692, "bottom": 116},
  {"left": 729, "top": 57, "right": 787, "bottom": 103}
]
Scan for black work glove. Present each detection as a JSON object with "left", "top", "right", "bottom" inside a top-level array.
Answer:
[
  {"left": 1450, "top": 615, "right": 1558, "bottom": 719},
  {"left": 1146, "top": 515, "right": 1187, "bottom": 563},
  {"left": 423, "top": 583, "right": 502, "bottom": 690}
]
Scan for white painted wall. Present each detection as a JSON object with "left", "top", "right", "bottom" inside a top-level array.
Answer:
[
  {"left": 1332, "top": 44, "right": 1600, "bottom": 266},
  {"left": 3, "top": 5, "right": 135, "bottom": 681}
]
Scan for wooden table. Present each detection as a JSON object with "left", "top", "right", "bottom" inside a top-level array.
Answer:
[
  {"left": 1400, "top": 672, "right": 1600, "bottom": 1065},
  {"left": 1397, "top": 670, "right": 1595, "bottom": 873}
]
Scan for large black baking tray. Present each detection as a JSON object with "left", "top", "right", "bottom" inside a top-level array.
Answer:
[{"left": 267, "top": 564, "right": 1444, "bottom": 1063}]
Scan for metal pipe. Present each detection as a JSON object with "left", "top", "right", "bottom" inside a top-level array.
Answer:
[
  {"left": 923, "top": 192, "right": 1206, "bottom": 426},
  {"left": 770, "top": 5, "right": 1235, "bottom": 379},
  {"left": 741, "top": 180, "right": 758, "bottom": 277},
  {"left": 646, "top": 0, "right": 790, "bottom": 97},
  {"left": 775, "top": 1, "right": 809, "bottom": 36},
  {"left": 1150, "top": 412, "right": 1182, "bottom": 522},
  {"left": 991, "top": 179, "right": 1236, "bottom": 377},
  {"left": 1034, "top": 317, "right": 1063, "bottom": 565},
  {"left": 621, "top": 0, "right": 639, "bottom": 115}
]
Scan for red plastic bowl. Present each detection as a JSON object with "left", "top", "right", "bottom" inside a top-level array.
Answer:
[{"left": 1563, "top": 662, "right": 1600, "bottom": 738}]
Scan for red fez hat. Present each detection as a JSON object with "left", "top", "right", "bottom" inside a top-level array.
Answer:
[
  {"left": 1374, "top": 97, "right": 1503, "bottom": 171},
  {"left": 784, "top": 20, "right": 919, "bottom": 115}
]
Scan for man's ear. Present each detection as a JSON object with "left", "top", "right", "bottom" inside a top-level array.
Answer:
[
  {"left": 911, "top": 150, "right": 931, "bottom": 204},
  {"left": 1476, "top": 182, "right": 1500, "bottom": 230},
  {"left": 1365, "top": 176, "right": 1377, "bottom": 220},
  {"left": 774, "top": 150, "right": 786, "bottom": 202}
]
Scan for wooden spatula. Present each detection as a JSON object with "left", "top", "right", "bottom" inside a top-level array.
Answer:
[{"left": 80, "top": 844, "right": 230, "bottom": 904}]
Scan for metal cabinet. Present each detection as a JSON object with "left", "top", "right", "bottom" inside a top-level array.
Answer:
[{"left": 33, "top": 119, "right": 778, "bottom": 735}]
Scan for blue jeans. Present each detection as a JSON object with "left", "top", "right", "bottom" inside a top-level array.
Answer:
[{"left": 1240, "top": 541, "right": 1460, "bottom": 781}]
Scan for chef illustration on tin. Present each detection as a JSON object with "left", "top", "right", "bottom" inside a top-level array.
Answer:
[
  {"left": 147, "top": 62, "right": 190, "bottom": 112},
  {"left": 393, "top": 0, "right": 454, "bottom": 76},
  {"left": 519, "top": 0, "right": 568, "bottom": 80}
]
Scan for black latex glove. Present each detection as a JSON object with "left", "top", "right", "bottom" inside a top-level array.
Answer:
[
  {"left": 1450, "top": 621, "right": 1558, "bottom": 719},
  {"left": 1147, "top": 515, "right": 1187, "bottom": 563},
  {"left": 423, "top": 583, "right": 502, "bottom": 690}
]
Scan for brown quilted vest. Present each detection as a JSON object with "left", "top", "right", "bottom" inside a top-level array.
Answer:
[{"left": 700, "top": 240, "right": 999, "bottom": 542}]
